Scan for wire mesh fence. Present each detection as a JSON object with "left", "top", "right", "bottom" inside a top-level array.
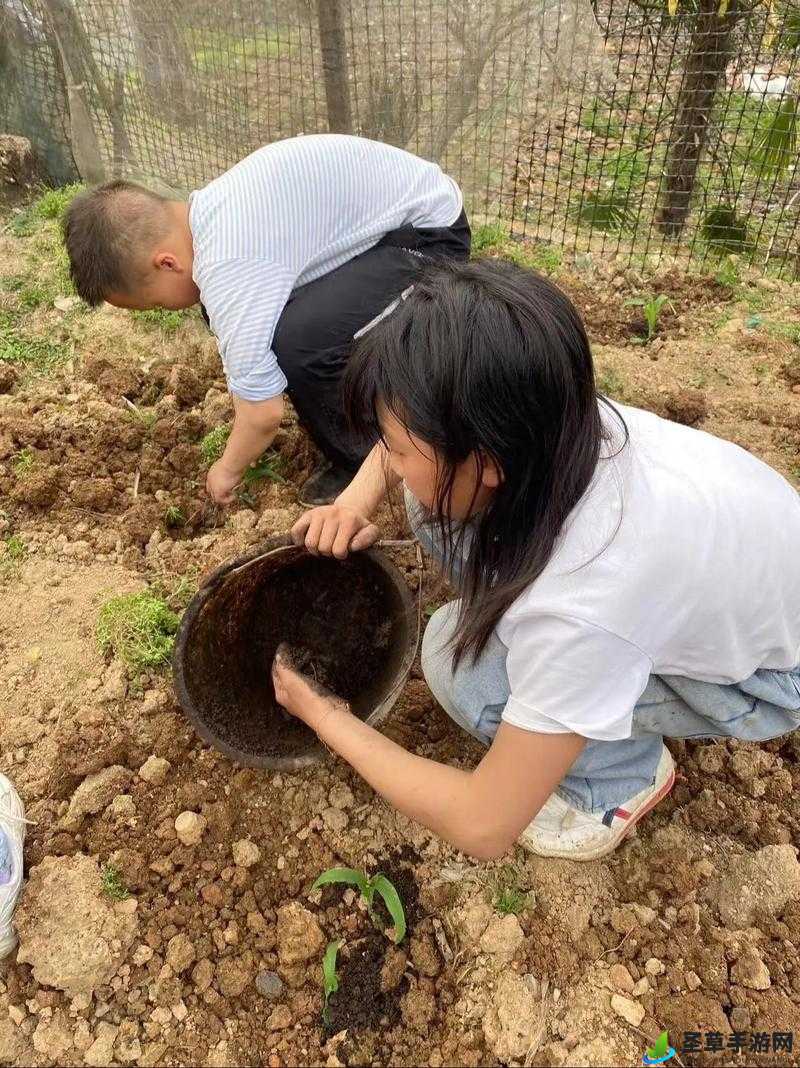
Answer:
[{"left": 1, "top": 0, "right": 798, "bottom": 276}]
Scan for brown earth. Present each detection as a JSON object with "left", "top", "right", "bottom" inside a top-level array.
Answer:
[{"left": 1, "top": 208, "right": 800, "bottom": 1067}]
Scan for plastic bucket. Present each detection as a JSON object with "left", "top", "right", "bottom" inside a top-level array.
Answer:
[{"left": 173, "top": 536, "right": 416, "bottom": 769}]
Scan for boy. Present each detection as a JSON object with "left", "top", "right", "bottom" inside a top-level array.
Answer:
[{"left": 63, "top": 135, "right": 470, "bottom": 505}]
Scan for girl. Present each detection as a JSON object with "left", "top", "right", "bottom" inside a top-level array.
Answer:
[{"left": 272, "top": 258, "right": 800, "bottom": 862}]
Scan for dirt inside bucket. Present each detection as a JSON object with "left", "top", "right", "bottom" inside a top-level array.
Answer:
[{"left": 180, "top": 549, "right": 410, "bottom": 763}]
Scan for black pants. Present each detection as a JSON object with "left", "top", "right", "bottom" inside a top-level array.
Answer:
[{"left": 208, "top": 211, "right": 470, "bottom": 471}]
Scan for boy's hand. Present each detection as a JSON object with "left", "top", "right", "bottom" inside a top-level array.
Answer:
[
  {"left": 272, "top": 644, "right": 349, "bottom": 732},
  {"left": 292, "top": 504, "right": 379, "bottom": 558},
  {"left": 206, "top": 459, "right": 241, "bottom": 505}
]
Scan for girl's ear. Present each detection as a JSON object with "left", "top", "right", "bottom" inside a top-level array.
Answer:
[{"left": 479, "top": 452, "right": 502, "bottom": 489}]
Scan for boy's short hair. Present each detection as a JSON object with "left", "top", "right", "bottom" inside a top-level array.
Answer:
[{"left": 63, "top": 180, "right": 172, "bottom": 306}]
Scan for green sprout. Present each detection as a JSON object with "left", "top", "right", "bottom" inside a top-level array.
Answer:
[
  {"left": 12, "top": 448, "right": 35, "bottom": 476},
  {"left": 625, "top": 293, "right": 673, "bottom": 342},
  {"left": 715, "top": 255, "right": 741, "bottom": 289},
  {"left": 0, "top": 535, "right": 27, "bottom": 582},
  {"left": 471, "top": 222, "right": 507, "bottom": 253},
  {"left": 131, "top": 308, "right": 187, "bottom": 335},
  {"left": 164, "top": 505, "right": 186, "bottom": 529},
  {"left": 312, "top": 867, "right": 407, "bottom": 943},
  {"left": 493, "top": 886, "right": 530, "bottom": 916},
  {"left": 97, "top": 590, "right": 180, "bottom": 672},
  {"left": 101, "top": 864, "right": 129, "bottom": 901},
  {"left": 321, "top": 939, "right": 342, "bottom": 1025}
]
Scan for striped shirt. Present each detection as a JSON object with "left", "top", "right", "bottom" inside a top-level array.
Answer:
[{"left": 188, "top": 135, "right": 463, "bottom": 401}]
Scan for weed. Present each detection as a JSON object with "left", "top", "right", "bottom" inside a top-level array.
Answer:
[
  {"left": 472, "top": 222, "right": 507, "bottom": 253},
  {"left": 488, "top": 864, "right": 532, "bottom": 916},
  {"left": 0, "top": 535, "right": 27, "bottom": 582},
  {"left": 131, "top": 308, "right": 187, "bottom": 335},
  {"left": 0, "top": 318, "right": 70, "bottom": 371},
  {"left": 17, "top": 283, "right": 49, "bottom": 310},
  {"left": 243, "top": 451, "right": 285, "bottom": 486},
  {"left": 312, "top": 867, "right": 407, "bottom": 943},
  {"left": 97, "top": 590, "right": 180, "bottom": 672},
  {"left": 715, "top": 255, "right": 741, "bottom": 289},
  {"left": 0, "top": 276, "right": 25, "bottom": 293},
  {"left": 321, "top": 939, "right": 342, "bottom": 1025},
  {"left": 769, "top": 321, "right": 800, "bottom": 346},
  {"left": 200, "top": 425, "right": 231, "bottom": 466},
  {"left": 625, "top": 293, "right": 673, "bottom": 341},
  {"left": 34, "top": 184, "right": 83, "bottom": 221},
  {"left": 164, "top": 505, "right": 186, "bottom": 528},
  {"left": 504, "top": 241, "right": 562, "bottom": 276},
  {"left": 494, "top": 885, "right": 530, "bottom": 916},
  {"left": 12, "top": 448, "right": 35, "bottom": 476},
  {"left": 125, "top": 405, "right": 158, "bottom": 430},
  {"left": 596, "top": 367, "right": 625, "bottom": 398},
  {"left": 101, "top": 865, "right": 129, "bottom": 901}
]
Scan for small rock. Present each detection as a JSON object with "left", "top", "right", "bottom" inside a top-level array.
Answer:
[
  {"left": 132, "top": 945, "right": 154, "bottom": 966},
  {"left": 483, "top": 973, "right": 542, "bottom": 1061},
  {"left": 54, "top": 296, "right": 82, "bottom": 313},
  {"left": 64, "top": 766, "right": 133, "bottom": 829},
  {"left": 217, "top": 954, "right": 255, "bottom": 998},
  {"left": 608, "top": 963, "right": 634, "bottom": 994},
  {"left": 165, "top": 933, "right": 196, "bottom": 975},
  {"left": 232, "top": 839, "right": 261, "bottom": 869},
  {"left": 328, "top": 783, "right": 354, "bottom": 810},
  {"left": 191, "top": 959, "right": 214, "bottom": 992},
  {"left": 686, "top": 971, "right": 702, "bottom": 991},
  {"left": 630, "top": 903, "right": 656, "bottom": 926},
  {"left": 108, "top": 794, "right": 136, "bottom": 819},
  {"left": 410, "top": 934, "right": 441, "bottom": 978},
  {"left": 712, "top": 844, "right": 800, "bottom": 928},
  {"left": 267, "top": 1005, "right": 292, "bottom": 1031},
  {"left": 83, "top": 1021, "right": 119, "bottom": 1067},
  {"left": 321, "top": 807, "right": 348, "bottom": 832},
  {"left": 7, "top": 1005, "right": 25, "bottom": 1026},
  {"left": 632, "top": 978, "right": 649, "bottom": 997},
  {"left": 32, "top": 1012, "right": 73, "bottom": 1059},
  {"left": 276, "top": 903, "right": 325, "bottom": 966},
  {"left": 380, "top": 948, "right": 407, "bottom": 992},
  {"left": 644, "top": 958, "right": 665, "bottom": 976},
  {"left": 171, "top": 1001, "right": 188, "bottom": 1022},
  {"left": 230, "top": 509, "right": 257, "bottom": 531},
  {"left": 610, "top": 994, "right": 645, "bottom": 1027},
  {"left": 138, "top": 756, "right": 170, "bottom": 785},
  {"left": 174, "top": 811, "right": 207, "bottom": 847},
  {"left": 609, "top": 907, "right": 637, "bottom": 935},
  {"left": 731, "top": 946, "right": 771, "bottom": 990},
  {"left": 255, "top": 971, "right": 284, "bottom": 1001},
  {"left": 479, "top": 913, "right": 524, "bottom": 960}
]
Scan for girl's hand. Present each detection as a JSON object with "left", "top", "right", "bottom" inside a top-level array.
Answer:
[
  {"left": 271, "top": 644, "right": 349, "bottom": 732},
  {"left": 291, "top": 504, "right": 380, "bottom": 558},
  {"left": 206, "top": 459, "right": 241, "bottom": 505}
]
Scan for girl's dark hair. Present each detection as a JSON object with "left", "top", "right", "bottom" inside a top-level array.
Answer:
[{"left": 345, "top": 257, "right": 626, "bottom": 667}]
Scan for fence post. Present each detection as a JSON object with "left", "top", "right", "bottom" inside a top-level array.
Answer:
[
  {"left": 315, "top": 0, "right": 353, "bottom": 134},
  {"left": 657, "top": 0, "right": 740, "bottom": 237}
]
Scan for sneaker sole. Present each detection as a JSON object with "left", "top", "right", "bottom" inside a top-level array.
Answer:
[{"left": 520, "top": 764, "right": 676, "bottom": 862}]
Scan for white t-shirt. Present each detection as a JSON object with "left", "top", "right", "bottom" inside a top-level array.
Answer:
[
  {"left": 188, "top": 135, "right": 463, "bottom": 402},
  {"left": 499, "top": 403, "right": 800, "bottom": 740}
]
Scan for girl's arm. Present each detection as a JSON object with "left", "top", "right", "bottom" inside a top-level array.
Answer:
[
  {"left": 292, "top": 442, "right": 400, "bottom": 557},
  {"left": 273, "top": 655, "right": 585, "bottom": 860}
]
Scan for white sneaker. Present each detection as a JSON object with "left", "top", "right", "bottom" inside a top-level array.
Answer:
[
  {"left": 518, "top": 746, "right": 676, "bottom": 861},
  {"left": 0, "top": 773, "right": 31, "bottom": 960}
]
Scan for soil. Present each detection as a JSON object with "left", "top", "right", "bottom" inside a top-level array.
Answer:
[{"left": 2, "top": 203, "right": 800, "bottom": 1068}]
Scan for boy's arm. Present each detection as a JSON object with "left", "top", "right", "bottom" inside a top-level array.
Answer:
[
  {"left": 207, "top": 394, "right": 284, "bottom": 504},
  {"left": 273, "top": 657, "right": 585, "bottom": 860}
]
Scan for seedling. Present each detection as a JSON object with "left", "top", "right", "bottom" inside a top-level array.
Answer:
[
  {"left": 0, "top": 535, "right": 27, "bottom": 582},
  {"left": 12, "top": 448, "right": 35, "bottom": 476},
  {"left": 625, "top": 294, "right": 673, "bottom": 342},
  {"left": 97, "top": 590, "right": 180, "bottom": 672},
  {"left": 312, "top": 867, "right": 407, "bottom": 943},
  {"left": 321, "top": 939, "right": 342, "bottom": 1025},
  {"left": 596, "top": 367, "right": 625, "bottom": 398},
  {"left": 489, "top": 864, "right": 533, "bottom": 916},
  {"left": 164, "top": 505, "right": 186, "bottom": 528},
  {"left": 243, "top": 451, "right": 285, "bottom": 486},
  {"left": 101, "top": 864, "right": 129, "bottom": 900},
  {"left": 715, "top": 255, "right": 741, "bottom": 289}
]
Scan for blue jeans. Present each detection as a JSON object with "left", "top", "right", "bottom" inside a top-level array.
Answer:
[{"left": 408, "top": 493, "right": 800, "bottom": 813}]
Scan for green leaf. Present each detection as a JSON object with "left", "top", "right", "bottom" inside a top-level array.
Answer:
[
  {"left": 371, "top": 874, "right": 407, "bottom": 944},
  {"left": 312, "top": 867, "right": 370, "bottom": 896},
  {"left": 322, "top": 939, "right": 342, "bottom": 998},
  {"left": 751, "top": 95, "right": 798, "bottom": 177}
]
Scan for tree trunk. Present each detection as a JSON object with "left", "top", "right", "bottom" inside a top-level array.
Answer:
[
  {"left": 657, "top": 0, "right": 740, "bottom": 237},
  {"left": 129, "top": 0, "right": 197, "bottom": 123},
  {"left": 315, "top": 0, "right": 352, "bottom": 134}
]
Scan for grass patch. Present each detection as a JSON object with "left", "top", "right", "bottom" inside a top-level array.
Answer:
[
  {"left": 0, "top": 535, "right": 27, "bottom": 582},
  {"left": 472, "top": 222, "right": 508, "bottom": 253},
  {"left": 7, "top": 183, "right": 83, "bottom": 237},
  {"left": 0, "top": 317, "right": 71, "bottom": 372},
  {"left": 489, "top": 864, "right": 532, "bottom": 916},
  {"left": 200, "top": 424, "right": 231, "bottom": 466},
  {"left": 101, "top": 865, "right": 129, "bottom": 900},
  {"left": 504, "top": 241, "right": 562, "bottom": 276},
  {"left": 131, "top": 308, "right": 187, "bottom": 335},
  {"left": 191, "top": 28, "right": 287, "bottom": 74},
  {"left": 596, "top": 367, "right": 625, "bottom": 398},
  {"left": 97, "top": 589, "right": 180, "bottom": 673},
  {"left": 12, "top": 448, "right": 35, "bottom": 476}
]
